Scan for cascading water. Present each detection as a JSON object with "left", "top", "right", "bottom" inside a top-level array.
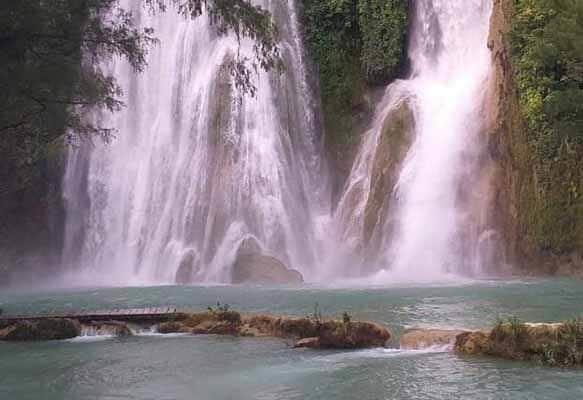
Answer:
[
  {"left": 62, "top": 0, "right": 330, "bottom": 285},
  {"left": 333, "top": 0, "right": 495, "bottom": 281}
]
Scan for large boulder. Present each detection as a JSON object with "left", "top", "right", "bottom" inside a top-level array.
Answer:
[
  {"left": 318, "top": 320, "right": 391, "bottom": 349},
  {"left": 0, "top": 318, "right": 81, "bottom": 341},
  {"left": 363, "top": 101, "right": 414, "bottom": 257},
  {"left": 231, "top": 239, "right": 303, "bottom": 284},
  {"left": 454, "top": 331, "right": 490, "bottom": 355},
  {"left": 175, "top": 251, "right": 198, "bottom": 285},
  {"left": 400, "top": 329, "right": 465, "bottom": 350}
]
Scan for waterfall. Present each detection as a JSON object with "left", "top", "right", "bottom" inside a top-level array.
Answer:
[
  {"left": 333, "top": 0, "right": 494, "bottom": 280},
  {"left": 62, "top": 0, "right": 330, "bottom": 285}
]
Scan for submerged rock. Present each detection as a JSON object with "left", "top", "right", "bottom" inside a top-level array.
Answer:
[
  {"left": 294, "top": 337, "right": 320, "bottom": 349},
  {"left": 400, "top": 329, "right": 465, "bottom": 350},
  {"left": 231, "top": 239, "right": 303, "bottom": 284},
  {"left": 0, "top": 318, "right": 81, "bottom": 341}
]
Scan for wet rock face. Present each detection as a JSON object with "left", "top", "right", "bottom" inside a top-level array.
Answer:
[
  {"left": 157, "top": 312, "right": 391, "bottom": 350},
  {"left": 175, "top": 251, "right": 198, "bottom": 285},
  {"left": 294, "top": 337, "right": 320, "bottom": 349},
  {"left": 231, "top": 253, "right": 304, "bottom": 284},
  {"left": 363, "top": 101, "right": 414, "bottom": 254},
  {"left": 317, "top": 321, "right": 391, "bottom": 349},
  {"left": 0, "top": 318, "right": 81, "bottom": 341},
  {"left": 231, "top": 239, "right": 304, "bottom": 284},
  {"left": 454, "top": 331, "right": 490, "bottom": 355},
  {"left": 158, "top": 310, "right": 242, "bottom": 336},
  {"left": 400, "top": 329, "right": 465, "bottom": 350},
  {"left": 82, "top": 321, "right": 133, "bottom": 337}
]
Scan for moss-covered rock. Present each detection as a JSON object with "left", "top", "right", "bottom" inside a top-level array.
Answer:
[
  {"left": 487, "top": 0, "right": 583, "bottom": 273},
  {"left": 455, "top": 318, "right": 583, "bottom": 367},
  {"left": 156, "top": 310, "right": 391, "bottom": 350},
  {"left": 363, "top": 101, "right": 414, "bottom": 248},
  {"left": 0, "top": 318, "right": 81, "bottom": 341},
  {"left": 454, "top": 331, "right": 490, "bottom": 355}
]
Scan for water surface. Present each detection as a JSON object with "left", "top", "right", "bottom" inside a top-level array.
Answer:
[{"left": 1, "top": 279, "right": 583, "bottom": 399}]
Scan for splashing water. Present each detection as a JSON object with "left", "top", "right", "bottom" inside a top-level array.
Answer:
[
  {"left": 62, "top": 0, "right": 330, "bottom": 285},
  {"left": 333, "top": 0, "right": 494, "bottom": 281}
]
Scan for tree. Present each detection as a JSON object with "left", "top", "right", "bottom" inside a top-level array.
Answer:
[{"left": 0, "top": 0, "right": 280, "bottom": 201}]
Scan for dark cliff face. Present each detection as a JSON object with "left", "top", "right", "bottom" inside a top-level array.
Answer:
[
  {"left": 0, "top": 141, "right": 66, "bottom": 285},
  {"left": 486, "top": 0, "right": 583, "bottom": 276}
]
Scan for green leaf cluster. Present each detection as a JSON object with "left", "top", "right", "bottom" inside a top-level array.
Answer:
[
  {"left": 301, "top": 0, "right": 409, "bottom": 146},
  {"left": 0, "top": 0, "right": 279, "bottom": 201}
]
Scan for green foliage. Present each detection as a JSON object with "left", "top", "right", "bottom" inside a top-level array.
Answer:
[
  {"left": 301, "top": 0, "right": 409, "bottom": 146},
  {"left": 148, "top": 0, "right": 282, "bottom": 97},
  {"left": 510, "top": 0, "right": 583, "bottom": 252},
  {"left": 207, "top": 302, "right": 241, "bottom": 324},
  {"left": 357, "top": 0, "right": 408, "bottom": 84},
  {"left": 208, "top": 301, "right": 231, "bottom": 314},
  {"left": 308, "top": 302, "right": 324, "bottom": 327},
  {"left": 555, "top": 318, "right": 583, "bottom": 364},
  {"left": 301, "top": 0, "right": 362, "bottom": 115},
  {"left": 491, "top": 316, "right": 527, "bottom": 345},
  {"left": 342, "top": 311, "right": 352, "bottom": 325}
]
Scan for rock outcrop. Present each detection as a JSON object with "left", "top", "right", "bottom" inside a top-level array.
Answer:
[
  {"left": 231, "top": 239, "right": 303, "bottom": 284},
  {"left": 483, "top": 0, "right": 526, "bottom": 272},
  {"left": 363, "top": 101, "right": 414, "bottom": 253},
  {"left": 175, "top": 251, "right": 198, "bottom": 285},
  {"left": 157, "top": 311, "right": 391, "bottom": 350},
  {"left": 0, "top": 318, "right": 81, "bottom": 341},
  {"left": 453, "top": 331, "right": 490, "bottom": 355},
  {"left": 454, "top": 320, "right": 583, "bottom": 367}
]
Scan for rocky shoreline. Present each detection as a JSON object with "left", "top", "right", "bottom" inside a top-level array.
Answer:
[
  {"left": 402, "top": 318, "right": 583, "bottom": 367},
  {"left": 0, "top": 308, "right": 391, "bottom": 350},
  {"left": 2, "top": 309, "right": 582, "bottom": 367}
]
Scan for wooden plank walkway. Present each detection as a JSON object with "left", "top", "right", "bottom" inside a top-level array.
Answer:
[{"left": 0, "top": 306, "right": 181, "bottom": 323}]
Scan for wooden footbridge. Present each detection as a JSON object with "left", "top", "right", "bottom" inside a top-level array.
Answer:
[{"left": 0, "top": 306, "right": 182, "bottom": 323}]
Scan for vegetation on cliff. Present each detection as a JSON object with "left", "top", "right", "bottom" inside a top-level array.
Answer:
[
  {"left": 509, "top": 0, "right": 583, "bottom": 254},
  {"left": 300, "top": 0, "right": 409, "bottom": 179}
]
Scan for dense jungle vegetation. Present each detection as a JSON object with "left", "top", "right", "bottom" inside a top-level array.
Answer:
[
  {"left": 510, "top": 0, "right": 583, "bottom": 255},
  {"left": 301, "top": 0, "right": 409, "bottom": 165}
]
